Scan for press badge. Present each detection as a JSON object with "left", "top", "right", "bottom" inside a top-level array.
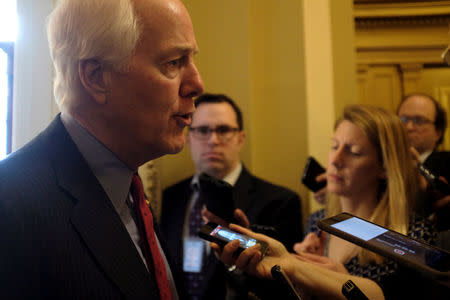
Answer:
[{"left": 183, "top": 237, "right": 204, "bottom": 273}]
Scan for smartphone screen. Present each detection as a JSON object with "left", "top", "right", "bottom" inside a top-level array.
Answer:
[
  {"left": 198, "top": 222, "right": 268, "bottom": 257},
  {"left": 319, "top": 213, "right": 450, "bottom": 275}
]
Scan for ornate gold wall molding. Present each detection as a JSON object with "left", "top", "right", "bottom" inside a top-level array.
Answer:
[
  {"left": 354, "top": 0, "right": 450, "bottom": 17},
  {"left": 434, "top": 87, "right": 450, "bottom": 150},
  {"left": 355, "top": 0, "right": 449, "bottom": 3},
  {"left": 138, "top": 160, "right": 162, "bottom": 221},
  {"left": 354, "top": 0, "right": 450, "bottom": 104},
  {"left": 357, "top": 47, "right": 444, "bottom": 65},
  {"left": 356, "top": 15, "right": 450, "bottom": 28}
]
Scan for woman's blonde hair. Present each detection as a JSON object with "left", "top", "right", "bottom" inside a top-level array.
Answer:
[{"left": 326, "top": 105, "right": 419, "bottom": 264}]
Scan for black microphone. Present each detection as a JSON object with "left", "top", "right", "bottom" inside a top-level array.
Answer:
[
  {"left": 417, "top": 163, "right": 450, "bottom": 196},
  {"left": 271, "top": 265, "right": 302, "bottom": 300},
  {"left": 198, "top": 173, "right": 235, "bottom": 222}
]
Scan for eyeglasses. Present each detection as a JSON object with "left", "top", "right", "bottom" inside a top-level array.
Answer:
[
  {"left": 442, "top": 46, "right": 450, "bottom": 66},
  {"left": 399, "top": 115, "right": 434, "bottom": 126},
  {"left": 189, "top": 125, "right": 240, "bottom": 142}
]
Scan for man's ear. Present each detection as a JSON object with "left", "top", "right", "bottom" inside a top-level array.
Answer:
[
  {"left": 237, "top": 130, "right": 246, "bottom": 148},
  {"left": 78, "top": 59, "right": 109, "bottom": 105},
  {"left": 436, "top": 128, "right": 443, "bottom": 143}
]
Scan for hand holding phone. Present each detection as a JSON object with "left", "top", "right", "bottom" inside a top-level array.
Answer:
[
  {"left": 301, "top": 157, "right": 326, "bottom": 192},
  {"left": 198, "top": 222, "right": 269, "bottom": 258},
  {"left": 293, "top": 231, "right": 326, "bottom": 255},
  {"left": 318, "top": 212, "right": 450, "bottom": 284}
]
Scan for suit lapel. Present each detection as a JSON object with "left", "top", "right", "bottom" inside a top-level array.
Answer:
[{"left": 45, "top": 116, "right": 159, "bottom": 299}]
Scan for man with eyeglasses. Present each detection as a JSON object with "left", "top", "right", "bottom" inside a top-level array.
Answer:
[
  {"left": 397, "top": 93, "right": 448, "bottom": 162},
  {"left": 160, "top": 93, "right": 303, "bottom": 300},
  {"left": 397, "top": 93, "right": 450, "bottom": 232}
]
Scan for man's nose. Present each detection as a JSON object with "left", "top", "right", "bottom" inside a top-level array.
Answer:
[
  {"left": 207, "top": 130, "right": 220, "bottom": 144},
  {"left": 180, "top": 59, "right": 204, "bottom": 98},
  {"left": 403, "top": 120, "right": 416, "bottom": 130}
]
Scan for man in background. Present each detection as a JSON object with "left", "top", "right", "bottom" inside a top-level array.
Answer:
[
  {"left": 0, "top": 0, "right": 203, "bottom": 298},
  {"left": 397, "top": 93, "right": 450, "bottom": 231},
  {"left": 160, "top": 93, "right": 303, "bottom": 299},
  {"left": 397, "top": 93, "right": 449, "bottom": 179}
]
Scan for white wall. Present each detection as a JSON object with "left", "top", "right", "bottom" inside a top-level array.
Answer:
[{"left": 12, "top": 0, "right": 54, "bottom": 151}]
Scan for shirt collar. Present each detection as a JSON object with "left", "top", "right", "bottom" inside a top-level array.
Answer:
[
  {"left": 222, "top": 162, "right": 242, "bottom": 186},
  {"left": 192, "top": 162, "right": 242, "bottom": 188},
  {"left": 420, "top": 149, "right": 433, "bottom": 163},
  {"left": 61, "top": 112, "right": 134, "bottom": 211}
]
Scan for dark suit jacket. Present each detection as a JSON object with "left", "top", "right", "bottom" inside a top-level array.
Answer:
[
  {"left": 160, "top": 167, "right": 303, "bottom": 300},
  {"left": 423, "top": 150, "right": 450, "bottom": 231},
  {"left": 0, "top": 116, "right": 184, "bottom": 299},
  {"left": 423, "top": 150, "right": 450, "bottom": 182}
]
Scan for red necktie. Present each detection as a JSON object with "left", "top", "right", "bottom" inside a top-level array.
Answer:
[{"left": 131, "top": 174, "right": 173, "bottom": 300}]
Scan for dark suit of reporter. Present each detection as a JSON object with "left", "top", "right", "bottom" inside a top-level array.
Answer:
[
  {"left": 0, "top": 0, "right": 204, "bottom": 298},
  {"left": 160, "top": 93, "right": 303, "bottom": 299}
]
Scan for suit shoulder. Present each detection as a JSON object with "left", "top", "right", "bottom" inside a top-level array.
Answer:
[
  {"left": 430, "top": 150, "right": 450, "bottom": 158},
  {"left": 163, "top": 177, "right": 192, "bottom": 195},
  {"left": 249, "top": 174, "right": 300, "bottom": 198},
  {"left": 0, "top": 138, "right": 53, "bottom": 189},
  {"left": 428, "top": 151, "right": 450, "bottom": 162},
  {"left": 161, "top": 177, "right": 193, "bottom": 207},
  {"left": 425, "top": 151, "right": 450, "bottom": 179}
]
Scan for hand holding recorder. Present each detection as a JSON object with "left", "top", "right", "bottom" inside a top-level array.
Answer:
[{"left": 204, "top": 224, "right": 385, "bottom": 300}]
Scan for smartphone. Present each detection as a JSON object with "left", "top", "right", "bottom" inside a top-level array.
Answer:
[
  {"left": 271, "top": 265, "right": 303, "bottom": 300},
  {"left": 199, "top": 173, "right": 235, "bottom": 222},
  {"left": 198, "top": 222, "right": 269, "bottom": 257},
  {"left": 318, "top": 212, "right": 450, "bottom": 279},
  {"left": 301, "top": 157, "right": 326, "bottom": 192}
]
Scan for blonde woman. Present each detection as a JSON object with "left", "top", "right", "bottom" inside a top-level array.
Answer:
[{"left": 294, "top": 105, "right": 438, "bottom": 299}]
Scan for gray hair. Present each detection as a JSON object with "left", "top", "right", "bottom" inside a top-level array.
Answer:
[{"left": 47, "top": 0, "right": 141, "bottom": 112}]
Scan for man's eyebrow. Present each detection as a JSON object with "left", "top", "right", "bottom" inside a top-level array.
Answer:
[{"left": 162, "top": 45, "right": 199, "bottom": 58}]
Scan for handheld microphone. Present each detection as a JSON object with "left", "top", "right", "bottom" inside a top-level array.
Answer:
[
  {"left": 198, "top": 173, "right": 235, "bottom": 222},
  {"left": 271, "top": 265, "right": 302, "bottom": 300},
  {"left": 417, "top": 163, "right": 449, "bottom": 196}
]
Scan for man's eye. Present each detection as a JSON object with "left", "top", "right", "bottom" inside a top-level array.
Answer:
[
  {"left": 167, "top": 59, "right": 181, "bottom": 67},
  {"left": 161, "top": 57, "right": 184, "bottom": 78},
  {"left": 216, "top": 126, "right": 232, "bottom": 134},
  {"left": 413, "top": 117, "right": 427, "bottom": 125},
  {"left": 197, "top": 127, "right": 210, "bottom": 135}
]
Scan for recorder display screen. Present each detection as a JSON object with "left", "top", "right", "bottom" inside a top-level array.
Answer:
[{"left": 210, "top": 225, "right": 258, "bottom": 249}]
